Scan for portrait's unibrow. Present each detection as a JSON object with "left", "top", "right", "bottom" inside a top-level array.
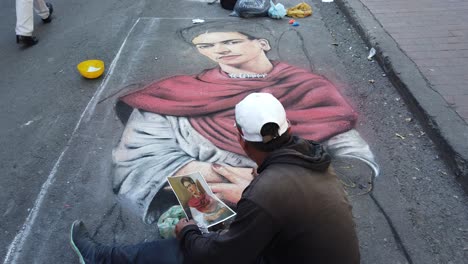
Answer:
[{"left": 178, "top": 20, "right": 274, "bottom": 45}]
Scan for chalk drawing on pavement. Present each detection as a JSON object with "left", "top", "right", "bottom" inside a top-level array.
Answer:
[{"left": 111, "top": 21, "right": 379, "bottom": 223}]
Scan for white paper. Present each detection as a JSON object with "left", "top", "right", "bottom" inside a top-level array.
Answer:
[
  {"left": 192, "top": 19, "right": 205, "bottom": 24},
  {"left": 367, "top": 47, "right": 376, "bottom": 60}
]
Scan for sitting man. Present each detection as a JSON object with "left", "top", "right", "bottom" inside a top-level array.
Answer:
[{"left": 71, "top": 93, "right": 360, "bottom": 264}]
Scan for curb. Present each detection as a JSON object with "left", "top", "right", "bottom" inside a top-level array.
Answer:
[{"left": 333, "top": 0, "right": 468, "bottom": 190}]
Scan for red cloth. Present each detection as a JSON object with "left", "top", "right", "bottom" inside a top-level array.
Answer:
[
  {"left": 188, "top": 194, "right": 214, "bottom": 213},
  {"left": 121, "top": 61, "right": 357, "bottom": 155}
]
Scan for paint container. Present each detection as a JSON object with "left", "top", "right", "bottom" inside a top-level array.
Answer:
[{"left": 77, "top": 60, "right": 105, "bottom": 79}]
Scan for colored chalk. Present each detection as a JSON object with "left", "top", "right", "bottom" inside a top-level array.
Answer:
[
  {"left": 292, "top": 22, "right": 300, "bottom": 27},
  {"left": 289, "top": 19, "right": 295, "bottom": 24}
]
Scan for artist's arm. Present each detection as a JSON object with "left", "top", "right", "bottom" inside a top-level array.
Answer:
[
  {"left": 176, "top": 163, "right": 254, "bottom": 205},
  {"left": 177, "top": 199, "right": 277, "bottom": 264}
]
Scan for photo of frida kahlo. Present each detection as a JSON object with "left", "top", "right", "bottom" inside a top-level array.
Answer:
[{"left": 167, "top": 172, "right": 236, "bottom": 228}]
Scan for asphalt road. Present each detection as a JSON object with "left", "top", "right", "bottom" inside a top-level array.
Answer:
[{"left": 0, "top": 0, "right": 467, "bottom": 263}]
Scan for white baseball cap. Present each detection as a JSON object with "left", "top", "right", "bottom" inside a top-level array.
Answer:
[{"left": 235, "top": 93, "right": 289, "bottom": 142}]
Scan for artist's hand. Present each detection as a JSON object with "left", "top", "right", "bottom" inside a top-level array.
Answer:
[
  {"left": 173, "top": 161, "right": 224, "bottom": 182},
  {"left": 175, "top": 218, "right": 196, "bottom": 239},
  {"left": 209, "top": 164, "right": 254, "bottom": 204}
]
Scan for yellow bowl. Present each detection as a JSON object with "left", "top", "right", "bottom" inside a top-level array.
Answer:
[{"left": 77, "top": 60, "right": 105, "bottom": 79}]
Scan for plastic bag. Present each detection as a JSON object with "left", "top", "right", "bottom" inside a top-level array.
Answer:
[
  {"left": 286, "top": 2, "right": 313, "bottom": 18},
  {"left": 268, "top": 1, "right": 286, "bottom": 19},
  {"left": 231, "top": 0, "right": 271, "bottom": 18},
  {"left": 157, "top": 205, "right": 186, "bottom": 239}
]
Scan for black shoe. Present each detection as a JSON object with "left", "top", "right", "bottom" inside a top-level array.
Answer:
[
  {"left": 70, "top": 220, "right": 109, "bottom": 264},
  {"left": 42, "top": 2, "right": 53, "bottom": 23},
  {"left": 16, "top": 35, "right": 39, "bottom": 47}
]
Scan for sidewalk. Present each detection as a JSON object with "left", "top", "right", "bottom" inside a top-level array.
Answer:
[{"left": 335, "top": 0, "right": 468, "bottom": 188}]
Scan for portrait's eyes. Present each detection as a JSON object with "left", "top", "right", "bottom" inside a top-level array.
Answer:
[
  {"left": 223, "top": 40, "right": 245, "bottom": 45},
  {"left": 195, "top": 44, "right": 213, "bottom": 49}
]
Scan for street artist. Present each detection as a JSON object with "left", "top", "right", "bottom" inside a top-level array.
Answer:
[{"left": 71, "top": 93, "right": 360, "bottom": 264}]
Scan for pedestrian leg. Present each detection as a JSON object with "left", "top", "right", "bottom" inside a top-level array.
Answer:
[
  {"left": 15, "top": 0, "right": 34, "bottom": 36},
  {"left": 33, "top": 0, "right": 50, "bottom": 20}
]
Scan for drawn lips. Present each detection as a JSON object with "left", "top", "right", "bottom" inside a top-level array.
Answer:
[{"left": 218, "top": 55, "right": 241, "bottom": 60}]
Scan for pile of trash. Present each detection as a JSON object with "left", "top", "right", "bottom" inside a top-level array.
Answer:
[
  {"left": 191, "top": 1, "right": 326, "bottom": 28},
  {"left": 221, "top": 0, "right": 313, "bottom": 20}
]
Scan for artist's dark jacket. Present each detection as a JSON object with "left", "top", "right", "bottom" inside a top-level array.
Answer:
[{"left": 178, "top": 137, "right": 360, "bottom": 264}]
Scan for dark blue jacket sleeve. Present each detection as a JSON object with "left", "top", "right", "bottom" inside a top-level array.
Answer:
[{"left": 178, "top": 199, "right": 278, "bottom": 264}]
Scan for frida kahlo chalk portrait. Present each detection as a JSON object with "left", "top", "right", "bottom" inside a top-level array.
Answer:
[{"left": 112, "top": 21, "right": 379, "bottom": 223}]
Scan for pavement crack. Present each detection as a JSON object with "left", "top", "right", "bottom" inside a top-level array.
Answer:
[
  {"left": 277, "top": 29, "right": 314, "bottom": 72},
  {"left": 92, "top": 202, "right": 118, "bottom": 238},
  {"left": 370, "top": 193, "right": 414, "bottom": 264}
]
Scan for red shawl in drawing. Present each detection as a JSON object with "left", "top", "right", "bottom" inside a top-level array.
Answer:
[{"left": 120, "top": 61, "right": 357, "bottom": 156}]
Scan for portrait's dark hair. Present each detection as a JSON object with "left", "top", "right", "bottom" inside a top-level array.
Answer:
[
  {"left": 245, "top": 123, "right": 291, "bottom": 152},
  {"left": 178, "top": 20, "right": 273, "bottom": 45},
  {"left": 180, "top": 177, "right": 195, "bottom": 187}
]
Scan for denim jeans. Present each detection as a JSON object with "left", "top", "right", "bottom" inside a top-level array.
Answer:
[{"left": 108, "top": 238, "right": 185, "bottom": 264}]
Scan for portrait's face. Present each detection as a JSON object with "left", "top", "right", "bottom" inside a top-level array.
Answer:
[
  {"left": 192, "top": 32, "right": 271, "bottom": 66},
  {"left": 183, "top": 181, "right": 200, "bottom": 196}
]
